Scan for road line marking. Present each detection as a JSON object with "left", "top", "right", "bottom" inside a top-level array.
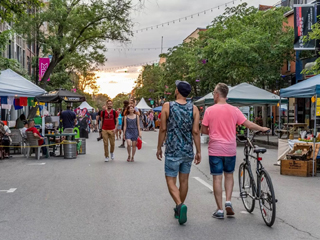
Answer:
[
  {"left": 240, "top": 211, "right": 250, "bottom": 214},
  {"left": 193, "top": 177, "right": 213, "bottom": 191},
  {"left": 28, "top": 163, "right": 46, "bottom": 166},
  {"left": 0, "top": 188, "right": 17, "bottom": 193}
]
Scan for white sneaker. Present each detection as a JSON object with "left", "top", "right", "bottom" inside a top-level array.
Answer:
[
  {"left": 105, "top": 157, "right": 109, "bottom": 162},
  {"left": 111, "top": 153, "right": 114, "bottom": 160}
]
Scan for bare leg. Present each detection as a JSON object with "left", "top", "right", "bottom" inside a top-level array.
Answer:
[
  {"left": 213, "top": 175, "right": 223, "bottom": 210},
  {"left": 131, "top": 141, "right": 137, "bottom": 161},
  {"left": 126, "top": 139, "right": 132, "bottom": 159},
  {"left": 166, "top": 176, "right": 182, "bottom": 205},
  {"left": 224, "top": 173, "right": 234, "bottom": 202},
  {"left": 179, "top": 173, "right": 189, "bottom": 203}
]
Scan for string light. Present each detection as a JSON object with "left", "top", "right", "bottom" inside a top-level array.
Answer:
[
  {"left": 133, "top": 0, "right": 238, "bottom": 34},
  {"left": 101, "top": 60, "right": 159, "bottom": 72}
]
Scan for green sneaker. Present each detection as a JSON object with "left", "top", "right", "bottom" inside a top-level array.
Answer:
[{"left": 177, "top": 204, "right": 187, "bottom": 225}]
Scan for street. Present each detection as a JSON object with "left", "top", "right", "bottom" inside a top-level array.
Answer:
[{"left": 0, "top": 131, "right": 319, "bottom": 240}]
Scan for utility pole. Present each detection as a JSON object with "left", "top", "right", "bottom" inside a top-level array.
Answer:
[{"left": 161, "top": 36, "right": 163, "bottom": 54}]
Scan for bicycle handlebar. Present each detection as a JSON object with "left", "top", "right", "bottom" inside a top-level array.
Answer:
[{"left": 236, "top": 130, "right": 270, "bottom": 143}]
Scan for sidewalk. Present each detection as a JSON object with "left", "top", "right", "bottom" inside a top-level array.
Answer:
[{"left": 254, "top": 134, "right": 278, "bottom": 147}]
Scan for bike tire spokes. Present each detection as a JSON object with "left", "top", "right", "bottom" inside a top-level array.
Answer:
[{"left": 259, "top": 171, "right": 276, "bottom": 227}]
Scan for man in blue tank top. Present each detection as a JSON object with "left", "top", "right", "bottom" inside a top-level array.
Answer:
[{"left": 157, "top": 80, "right": 201, "bottom": 225}]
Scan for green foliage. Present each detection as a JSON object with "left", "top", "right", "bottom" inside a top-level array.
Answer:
[
  {"left": 14, "top": 0, "right": 133, "bottom": 88},
  {"left": 134, "top": 3, "right": 294, "bottom": 99},
  {"left": 303, "top": 22, "right": 320, "bottom": 75},
  {"left": 0, "top": 0, "right": 42, "bottom": 23},
  {"left": 113, "top": 93, "right": 129, "bottom": 110},
  {"left": 199, "top": 3, "right": 294, "bottom": 91}
]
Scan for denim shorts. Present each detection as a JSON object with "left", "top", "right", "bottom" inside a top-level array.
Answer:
[
  {"left": 209, "top": 156, "right": 236, "bottom": 175},
  {"left": 165, "top": 157, "right": 193, "bottom": 177}
]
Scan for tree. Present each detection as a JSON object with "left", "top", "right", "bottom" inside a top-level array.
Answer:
[
  {"left": 0, "top": 0, "right": 42, "bottom": 23},
  {"left": 113, "top": 93, "right": 129, "bottom": 110},
  {"left": 0, "top": 0, "right": 42, "bottom": 74},
  {"left": 15, "top": 0, "right": 133, "bottom": 88},
  {"left": 199, "top": 3, "right": 294, "bottom": 91}
]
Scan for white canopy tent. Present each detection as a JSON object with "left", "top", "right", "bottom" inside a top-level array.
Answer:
[
  {"left": 78, "top": 101, "right": 94, "bottom": 111},
  {"left": 136, "top": 98, "right": 152, "bottom": 110},
  {"left": 0, "top": 69, "right": 46, "bottom": 97}
]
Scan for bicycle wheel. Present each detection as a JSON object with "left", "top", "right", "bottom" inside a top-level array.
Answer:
[
  {"left": 239, "top": 163, "right": 255, "bottom": 213},
  {"left": 259, "top": 170, "right": 276, "bottom": 227}
]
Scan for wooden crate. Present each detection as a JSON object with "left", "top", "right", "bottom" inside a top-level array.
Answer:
[{"left": 280, "top": 160, "right": 316, "bottom": 177}]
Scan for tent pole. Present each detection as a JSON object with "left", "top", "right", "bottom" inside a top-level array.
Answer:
[
  {"left": 279, "top": 98, "right": 282, "bottom": 134},
  {"left": 287, "top": 98, "right": 289, "bottom": 124},
  {"left": 313, "top": 95, "right": 317, "bottom": 177}
]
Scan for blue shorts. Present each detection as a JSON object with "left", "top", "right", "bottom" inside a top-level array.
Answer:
[
  {"left": 165, "top": 157, "right": 193, "bottom": 177},
  {"left": 209, "top": 156, "right": 236, "bottom": 175}
]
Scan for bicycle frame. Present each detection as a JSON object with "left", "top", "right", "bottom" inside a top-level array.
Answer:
[{"left": 241, "top": 136, "right": 265, "bottom": 201}]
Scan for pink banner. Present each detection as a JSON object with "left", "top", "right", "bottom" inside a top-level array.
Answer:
[{"left": 39, "top": 58, "right": 50, "bottom": 81}]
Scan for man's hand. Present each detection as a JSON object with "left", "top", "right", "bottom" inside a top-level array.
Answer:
[
  {"left": 156, "top": 148, "right": 163, "bottom": 161},
  {"left": 261, "top": 127, "right": 270, "bottom": 133},
  {"left": 194, "top": 152, "right": 201, "bottom": 165}
]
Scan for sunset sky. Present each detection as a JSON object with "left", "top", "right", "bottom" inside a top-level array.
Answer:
[{"left": 97, "top": 0, "right": 276, "bottom": 99}]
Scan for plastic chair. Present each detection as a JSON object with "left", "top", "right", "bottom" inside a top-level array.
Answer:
[
  {"left": 10, "top": 129, "right": 23, "bottom": 154},
  {"left": 26, "top": 132, "right": 49, "bottom": 160}
]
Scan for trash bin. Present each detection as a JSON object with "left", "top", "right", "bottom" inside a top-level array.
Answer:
[
  {"left": 63, "top": 141, "right": 77, "bottom": 159},
  {"left": 79, "top": 138, "right": 86, "bottom": 154}
]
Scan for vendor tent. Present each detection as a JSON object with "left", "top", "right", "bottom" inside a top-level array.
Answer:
[
  {"left": 280, "top": 74, "right": 320, "bottom": 98},
  {"left": 0, "top": 69, "right": 46, "bottom": 97},
  {"left": 35, "top": 89, "right": 85, "bottom": 103},
  {"left": 79, "top": 101, "right": 93, "bottom": 110},
  {"left": 280, "top": 74, "right": 320, "bottom": 177},
  {"left": 153, "top": 106, "right": 162, "bottom": 112},
  {"left": 195, "top": 83, "right": 286, "bottom": 106},
  {"left": 136, "top": 98, "right": 152, "bottom": 110}
]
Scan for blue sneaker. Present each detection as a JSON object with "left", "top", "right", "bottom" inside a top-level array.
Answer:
[
  {"left": 225, "top": 202, "right": 235, "bottom": 216},
  {"left": 212, "top": 210, "right": 224, "bottom": 219}
]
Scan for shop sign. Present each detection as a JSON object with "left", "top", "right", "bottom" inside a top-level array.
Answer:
[{"left": 294, "top": 4, "right": 318, "bottom": 50}]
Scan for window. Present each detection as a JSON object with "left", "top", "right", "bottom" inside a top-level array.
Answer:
[
  {"left": 17, "top": 45, "right": 20, "bottom": 62},
  {"left": 287, "top": 61, "right": 291, "bottom": 72},
  {"left": 8, "top": 40, "right": 11, "bottom": 59},
  {"left": 23, "top": 50, "right": 25, "bottom": 68},
  {"left": 27, "top": 56, "right": 31, "bottom": 75}
]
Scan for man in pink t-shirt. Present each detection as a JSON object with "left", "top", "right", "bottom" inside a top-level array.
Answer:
[{"left": 202, "top": 83, "right": 269, "bottom": 219}]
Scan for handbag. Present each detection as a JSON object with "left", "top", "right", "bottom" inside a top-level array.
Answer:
[{"left": 137, "top": 137, "right": 142, "bottom": 150}]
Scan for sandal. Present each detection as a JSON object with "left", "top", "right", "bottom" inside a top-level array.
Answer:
[
  {"left": 131, "top": 158, "right": 134, "bottom": 162},
  {"left": 127, "top": 156, "right": 131, "bottom": 162}
]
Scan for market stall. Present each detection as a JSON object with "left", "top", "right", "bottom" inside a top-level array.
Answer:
[
  {"left": 78, "top": 101, "right": 93, "bottom": 111},
  {"left": 194, "top": 83, "right": 286, "bottom": 107},
  {"left": 136, "top": 98, "right": 152, "bottom": 111},
  {"left": 279, "top": 75, "right": 320, "bottom": 177},
  {"left": 0, "top": 69, "right": 47, "bottom": 121}
]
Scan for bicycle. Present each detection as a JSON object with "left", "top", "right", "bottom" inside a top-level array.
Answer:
[{"left": 237, "top": 131, "right": 277, "bottom": 227}]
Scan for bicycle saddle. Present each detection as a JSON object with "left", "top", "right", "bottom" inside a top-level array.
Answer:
[{"left": 253, "top": 147, "right": 267, "bottom": 154}]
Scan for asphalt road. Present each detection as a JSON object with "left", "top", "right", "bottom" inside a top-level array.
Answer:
[{"left": 0, "top": 131, "right": 319, "bottom": 240}]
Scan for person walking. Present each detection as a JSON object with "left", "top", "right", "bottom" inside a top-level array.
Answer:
[
  {"left": 138, "top": 109, "right": 144, "bottom": 131},
  {"left": 123, "top": 105, "right": 141, "bottom": 162},
  {"left": 101, "top": 100, "right": 118, "bottom": 162},
  {"left": 90, "top": 109, "right": 97, "bottom": 132},
  {"left": 156, "top": 80, "right": 201, "bottom": 225},
  {"left": 201, "top": 83, "right": 269, "bottom": 219},
  {"left": 116, "top": 109, "right": 123, "bottom": 140},
  {"left": 97, "top": 106, "right": 105, "bottom": 141},
  {"left": 119, "top": 100, "right": 129, "bottom": 148}
]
